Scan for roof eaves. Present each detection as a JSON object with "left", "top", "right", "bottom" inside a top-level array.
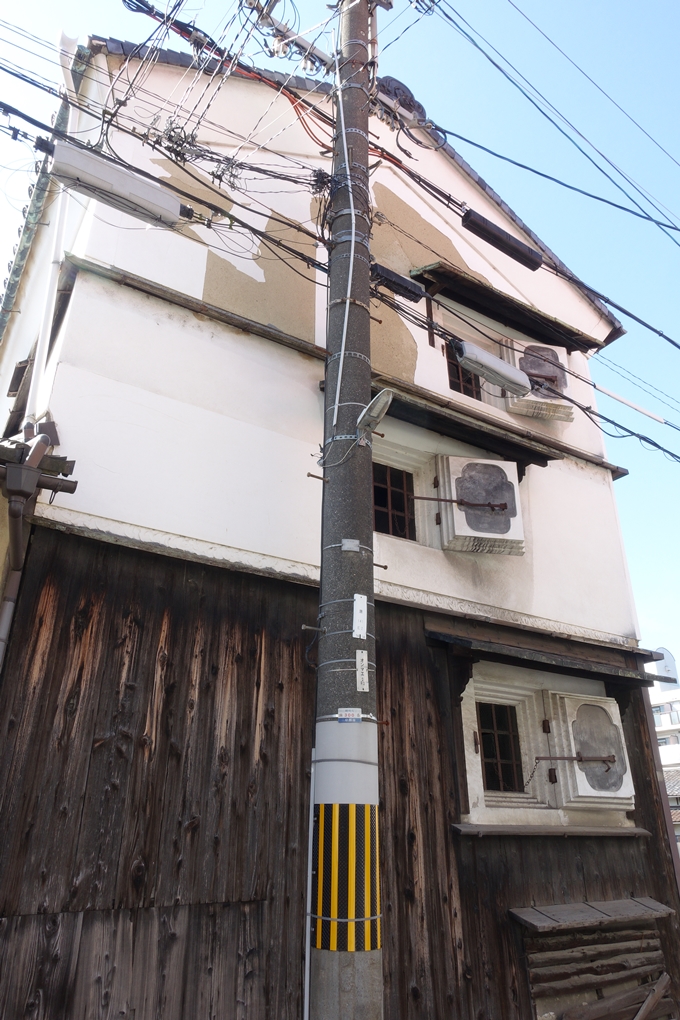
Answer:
[
  {"left": 433, "top": 136, "right": 623, "bottom": 340},
  {"left": 90, "top": 36, "right": 333, "bottom": 96}
]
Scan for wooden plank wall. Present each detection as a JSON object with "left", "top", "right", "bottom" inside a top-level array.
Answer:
[
  {"left": 1, "top": 527, "right": 679, "bottom": 1018},
  {"left": 0, "top": 527, "right": 468, "bottom": 1018},
  {"left": 0, "top": 527, "right": 317, "bottom": 1018},
  {"left": 376, "top": 605, "right": 466, "bottom": 1018}
]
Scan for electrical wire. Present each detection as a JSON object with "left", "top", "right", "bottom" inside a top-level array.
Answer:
[
  {"left": 537, "top": 384, "right": 680, "bottom": 464},
  {"left": 5, "top": 10, "right": 680, "bottom": 242},
  {"left": 504, "top": 0, "right": 680, "bottom": 176},
  {"left": 372, "top": 284, "right": 680, "bottom": 432},
  {"left": 5, "top": 72, "right": 680, "bottom": 363},
  {"left": 591, "top": 352, "right": 680, "bottom": 417},
  {"left": 380, "top": 0, "right": 436, "bottom": 54},
  {"left": 432, "top": 123, "right": 680, "bottom": 232},
  {"left": 232, "top": 8, "right": 339, "bottom": 161},
  {"left": 0, "top": 100, "right": 329, "bottom": 277},
  {"left": 6, "top": 24, "right": 680, "bottom": 385},
  {"left": 433, "top": 1, "right": 680, "bottom": 252}
]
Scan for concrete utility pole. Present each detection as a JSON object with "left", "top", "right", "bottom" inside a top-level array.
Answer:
[{"left": 309, "top": 0, "right": 383, "bottom": 1014}]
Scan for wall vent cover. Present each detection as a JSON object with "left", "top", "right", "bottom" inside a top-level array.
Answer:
[{"left": 435, "top": 456, "right": 524, "bottom": 555}]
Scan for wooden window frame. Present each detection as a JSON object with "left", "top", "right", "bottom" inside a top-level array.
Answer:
[
  {"left": 445, "top": 343, "right": 482, "bottom": 400},
  {"left": 477, "top": 701, "right": 524, "bottom": 792},
  {"left": 373, "top": 463, "right": 417, "bottom": 542}
]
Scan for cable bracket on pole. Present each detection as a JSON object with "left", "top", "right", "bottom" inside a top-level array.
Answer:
[
  {"left": 327, "top": 350, "right": 371, "bottom": 365},
  {"left": 328, "top": 297, "right": 371, "bottom": 312},
  {"left": 332, "top": 229, "right": 370, "bottom": 246}
]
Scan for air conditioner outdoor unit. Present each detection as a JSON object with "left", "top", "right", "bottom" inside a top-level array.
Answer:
[{"left": 435, "top": 456, "right": 524, "bottom": 555}]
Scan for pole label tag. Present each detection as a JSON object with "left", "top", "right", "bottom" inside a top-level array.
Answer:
[
  {"left": 338, "top": 707, "right": 362, "bottom": 723},
  {"left": 352, "top": 593, "right": 368, "bottom": 639},
  {"left": 356, "top": 649, "right": 369, "bottom": 692}
]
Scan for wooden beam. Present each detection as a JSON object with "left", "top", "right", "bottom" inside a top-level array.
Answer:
[
  {"left": 633, "top": 973, "right": 672, "bottom": 1020},
  {"left": 510, "top": 897, "right": 673, "bottom": 932},
  {"left": 454, "top": 824, "right": 652, "bottom": 840},
  {"left": 561, "top": 979, "right": 672, "bottom": 1020}
]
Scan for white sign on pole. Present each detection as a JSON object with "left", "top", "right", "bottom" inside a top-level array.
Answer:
[
  {"left": 352, "top": 593, "right": 367, "bottom": 639},
  {"left": 356, "top": 649, "right": 369, "bottom": 692}
]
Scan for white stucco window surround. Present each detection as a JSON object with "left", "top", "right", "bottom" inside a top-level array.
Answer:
[
  {"left": 370, "top": 438, "right": 439, "bottom": 549},
  {"left": 436, "top": 455, "right": 525, "bottom": 555},
  {"left": 466, "top": 673, "right": 553, "bottom": 817},
  {"left": 462, "top": 665, "right": 636, "bottom": 828}
]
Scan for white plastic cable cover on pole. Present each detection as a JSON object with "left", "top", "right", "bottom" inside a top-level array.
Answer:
[{"left": 331, "top": 37, "right": 358, "bottom": 428}]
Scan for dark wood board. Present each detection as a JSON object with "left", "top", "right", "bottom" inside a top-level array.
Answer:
[
  {"left": 0, "top": 903, "right": 300, "bottom": 1019},
  {"left": 1, "top": 527, "right": 679, "bottom": 1018}
]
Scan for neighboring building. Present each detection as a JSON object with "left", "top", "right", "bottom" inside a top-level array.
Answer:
[
  {"left": 663, "top": 770, "right": 680, "bottom": 843},
  {"left": 651, "top": 684, "right": 680, "bottom": 769},
  {"left": 647, "top": 654, "right": 680, "bottom": 844},
  {"left": 0, "top": 35, "right": 679, "bottom": 1020}
]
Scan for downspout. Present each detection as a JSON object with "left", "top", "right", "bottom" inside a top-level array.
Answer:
[{"left": 0, "top": 434, "right": 77, "bottom": 670}]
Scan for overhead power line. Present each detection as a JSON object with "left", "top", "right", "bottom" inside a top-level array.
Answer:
[
  {"left": 433, "top": 1, "right": 680, "bottom": 251},
  {"left": 374, "top": 283, "right": 680, "bottom": 433},
  {"left": 0, "top": 101, "right": 328, "bottom": 279},
  {"left": 546, "top": 266, "right": 680, "bottom": 354},
  {"left": 504, "top": 0, "right": 680, "bottom": 175},
  {"left": 434, "top": 124, "right": 680, "bottom": 232},
  {"left": 8, "top": 83, "right": 678, "bottom": 360},
  {"left": 539, "top": 385, "right": 680, "bottom": 464}
]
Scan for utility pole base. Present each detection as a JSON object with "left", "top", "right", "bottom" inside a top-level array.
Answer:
[{"left": 310, "top": 949, "right": 383, "bottom": 1020}]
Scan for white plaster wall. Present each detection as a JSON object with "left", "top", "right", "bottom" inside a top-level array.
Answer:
[
  {"left": 369, "top": 126, "right": 615, "bottom": 345},
  {"left": 0, "top": 55, "right": 638, "bottom": 647},
  {"left": 370, "top": 418, "right": 638, "bottom": 643},
  {"left": 31, "top": 272, "right": 639, "bottom": 645},
  {"left": 83, "top": 55, "right": 616, "bottom": 351},
  {"left": 38, "top": 273, "right": 324, "bottom": 574}
]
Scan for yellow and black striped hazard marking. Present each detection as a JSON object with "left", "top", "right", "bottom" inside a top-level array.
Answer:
[{"left": 311, "top": 803, "right": 381, "bottom": 951}]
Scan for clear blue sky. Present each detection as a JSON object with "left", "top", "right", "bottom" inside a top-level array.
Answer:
[{"left": 1, "top": 0, "right": 678, "bottom": 658}]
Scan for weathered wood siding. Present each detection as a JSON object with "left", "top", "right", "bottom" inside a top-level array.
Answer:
[
  {"left": 0, "top": 527, "right": 317, "bottom": 1017},
  {"left": 376, "top": 607, "right": 466, "bottom": 1018},
  {"left": 1, "top": 527, "right": 679, "bottom": 1018}
]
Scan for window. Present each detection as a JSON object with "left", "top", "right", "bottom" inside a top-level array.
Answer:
[
  {"left": 477, "top": 702, "right": 524, "bottom": 792},
  {"left": 659, "top": 738, "right": 670, "bottom": 746},
  {"left": 373, "top": 463, "right": 416, "bottom": 541},
  {"left": 446, "top": 343, "right": 481, "bottom": 400}
]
